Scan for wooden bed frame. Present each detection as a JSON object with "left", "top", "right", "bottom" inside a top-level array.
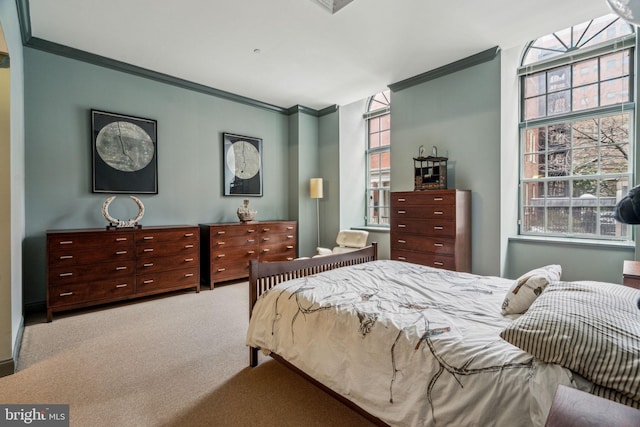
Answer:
[{"left": 248, "top": 243, "right": 384, "bottom": 425}]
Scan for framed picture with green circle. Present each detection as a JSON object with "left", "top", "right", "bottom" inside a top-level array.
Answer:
[
  {"left": 91, "top": 109, "right": 158, "bottom": 194},
  {"left": 223, "top": 132, "right": 263, "bottom": 196}
]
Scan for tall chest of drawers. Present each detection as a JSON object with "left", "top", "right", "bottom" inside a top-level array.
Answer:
[
  {"left": 200, "top": 221, "right": 297, "bottom": 288},
  {"left": 46, "top": 225, "right": 200, "bottom": 321},
  {"left": 390, "top": 190, "right": 471, "bottom": 272}
]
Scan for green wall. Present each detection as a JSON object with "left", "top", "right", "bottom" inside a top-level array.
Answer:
[
  {"left": 390, "top": 55, "right": 502, "bottom": 276},
  {"left": 23, "top": 48, "right": 295, "bottom": 307}
]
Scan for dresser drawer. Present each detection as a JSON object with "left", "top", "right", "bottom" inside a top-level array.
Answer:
[
  {"left": 135, "top": 228, "right": 198, "bottom": 244},
  {"left": 259, "top": 232, "right": 296, "bottom": 245},
  {"left": 391, "top": 234, "right": 454, "bottom": 255},
  {"left": 136, "top": 242, "right": 199, "bottom": 260},
  {"left": 49, "top": 276, "right": 135, "bottom": 307},
  {"left": 391, "top": 250, "right": 456, "bottom": 270},
  {"left": 392, "top": 191, "right": 456, "bottom": 206},
  {"left": 49, "top": 260, "right": 136, "bottom": 286},
  {"left": 137, "top": 254, "right": 198, "bottom": 273},
  {"left": 259, "top": 222, "right": 297, "bottom": 234},
  {"left": 48, "top": 232, "right": 134, "bottom": 253},
  {"left": 209, "top": 224, "right": 259, "bottom": 239},
  {"left": 211, "top": 234, "right": 260, "bottom": 249},
  {"left": 391, "top": 204, "right": 456, "bottom": 220},
  {"left": 391, "top": 219, "right": 456, "bottom": 238},
  {"left": 48, "top": 246, "right": 135, "bottom": 266},
  {"left": 137, "top": 267, "right": 200, "bottom": 293},
  {"left": 259, "top": 243, "right": 297, "bottom": 261}
]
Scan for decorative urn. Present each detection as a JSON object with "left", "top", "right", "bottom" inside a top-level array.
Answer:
[{"left": 237, "top": 199, "right": 257, "bottom": 222}]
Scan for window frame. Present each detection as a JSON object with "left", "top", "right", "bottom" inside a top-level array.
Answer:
[
  {"left": 517, "top": 16, "right": 635, "bottom": 241},
  {"left": 365, "top": 91, "right": 391, "bottom": 227}
]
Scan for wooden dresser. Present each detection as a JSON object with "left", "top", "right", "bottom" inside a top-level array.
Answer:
[
  {"left": 46, "top": 225, "right": 200, "bottom": 321},
  {"left": 390, "top": 190, "right": 471, "bottom": 272},
  {"left": 200, "top": 221, "right": 297, "bottom": 287}
]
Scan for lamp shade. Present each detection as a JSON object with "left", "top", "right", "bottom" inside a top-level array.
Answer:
[
  {"left": 310, "top": 178, "right": 323, "bottom": 199},
  {"left": 607, "top": 0, "right": 640, "bottom": 26}
]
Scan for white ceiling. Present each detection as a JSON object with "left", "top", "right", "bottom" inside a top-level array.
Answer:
[{"left": 28, "top": 0, "right": 612, "bottom": 110}]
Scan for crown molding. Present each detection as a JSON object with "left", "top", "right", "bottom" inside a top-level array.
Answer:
[{"left": 389, "top": 46, "right": 500, "bottom": 93}]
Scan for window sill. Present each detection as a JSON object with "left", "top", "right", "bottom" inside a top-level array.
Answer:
[
  {"left": 352, "top": 225, "right": 390, "bottom": 233},
  {"left": 509, "top": 235, "right": 635, "bottom": 250}
]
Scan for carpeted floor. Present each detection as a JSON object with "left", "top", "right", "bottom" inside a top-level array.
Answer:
[{"left": 0, "top": 282, "right": 375, "bottom": 426}]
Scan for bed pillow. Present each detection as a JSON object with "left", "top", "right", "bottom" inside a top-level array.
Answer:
[
  {"left": 500, "top": 280, "right": 640, "bottom": 404},
  {"left": 501, "top": 265, "right": 561, "bottom": 315}
]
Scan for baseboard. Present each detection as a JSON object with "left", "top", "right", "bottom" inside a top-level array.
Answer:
[
  {"left": 0, "top": 315, "right": 25, "bottom": 378},
  {"left": 0, "top": 357, "right": 15, "bottom": 377}
]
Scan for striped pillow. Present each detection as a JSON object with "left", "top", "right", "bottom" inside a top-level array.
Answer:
[{"left": 500, "top": 280, "right": 640, "bottom": 404}]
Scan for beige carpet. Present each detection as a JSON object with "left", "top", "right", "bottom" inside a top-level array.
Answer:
[{"left": 0, "top": 282, "right": 375, "bottom": 426}]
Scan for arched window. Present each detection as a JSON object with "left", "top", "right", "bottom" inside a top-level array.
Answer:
[
  {"left": 518, "top": 14, "right": 634, "bottom": 240},
  {"left": 365, "top": 90, "right": 390, "bottom": 226}
]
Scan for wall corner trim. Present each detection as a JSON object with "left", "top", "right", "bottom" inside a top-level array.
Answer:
[
  {"left": 15, "top": 0, "right": 32, "bottom": 45},
  {"left": 388, "top": 46, "right": 501, "bottom": 93}
]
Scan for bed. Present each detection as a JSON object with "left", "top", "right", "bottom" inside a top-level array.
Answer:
[{"left": 246, "top": 244, "right": 640, "bottom": 426}]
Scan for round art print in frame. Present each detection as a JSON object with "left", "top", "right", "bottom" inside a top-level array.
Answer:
[
  {"left": 223, "top": 132, "right": 263, "bottom": 196},
  {"left": 91, "top": 109, "right": 158, "bottom": 194}
]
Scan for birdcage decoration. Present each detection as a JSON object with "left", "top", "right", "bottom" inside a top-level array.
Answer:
[{"left": 414, "top": 146, "right": 447, "bottom": 190}]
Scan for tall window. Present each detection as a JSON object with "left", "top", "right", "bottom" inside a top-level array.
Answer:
[
  {"left": 519, "top": 14, "right": 635, "bottom": 240},
  {"left": 366, "top": 90, "right": 391, "bottom": 226}
]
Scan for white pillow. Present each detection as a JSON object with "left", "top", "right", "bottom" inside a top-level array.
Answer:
[{"left": 501, "top": 265, "right": 561, "bottom": 315}]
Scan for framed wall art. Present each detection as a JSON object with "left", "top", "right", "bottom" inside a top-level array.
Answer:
[
  {"left": 91, "top": 109, "right": 158, "bottom": 194},
  {"left": 223, "top": 132, "right": 263, "bottom": 196}
]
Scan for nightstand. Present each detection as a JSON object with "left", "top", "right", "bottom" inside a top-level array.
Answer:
[
  {"left": 622, "top": 260, "right": 640, "bottom": 289},
  {"left": 545, "top": 385, "right": 640, "bottom": 427}
]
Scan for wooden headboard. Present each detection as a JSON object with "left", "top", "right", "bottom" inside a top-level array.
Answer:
[{"left": 248, "top": 242, "right": 378, "bottom": 366}]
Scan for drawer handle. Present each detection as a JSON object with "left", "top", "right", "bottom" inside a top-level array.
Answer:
[
  {"left": 143, "top": 236, "right": 154, "bottom": 240},
  {"left": 287, "top": 245, "right": 294, "bottom": 249},
  {"left": 217, "top": 268, "right": 226, "bottom": 272},
  {"left": 217, "top": 231, "right": 225, "bottom": 235},
  {"left": 144, "top": 248, "right": 154, "bottom": 252},
  {"left": 115, "top": 266, "right": 128, "bottom": 271},
  {"left": 397, "top": 198, "right": 406, "bottom": 202},
  {"left": 143, "top": 279, "right": 154, "bottom": 284},
  {"left": 263, "top": 238, "right": 270, "bottom": 241},
  {"left": 217, "top": 254, "right": 225, "bottom": 258},
  {"left": 185, "top": 273, "right": 194, "bottom": 277},
  {"left": 247, "top": 239, "right": 255, "bottom": 243},
  {"left": 247, "top": 250, "right": 255, "bottom": 254},
  {"left": 397, "top": 240, "right": 406, "bottom": 244},
  {"left": 262, "top": 248, "right": 270, "bottom": 252},
  {"left": 59, "top": 255, "right": 73, "bottom": 260},
  {"left": 116, "top": 251, "right": 128, "bottom": 255},
  {"left": 434, "top": 243, "right": 444, "bottom": 247},
  {"left": 287, "top": 235, "right": 294, "bottom": 239},
  {"left": 398, "top": 256, "right": 407, "bottom": 261},
  {"left": 248, "top": 229, "right": 255, "bottom": 233},
  {"left": 287, "top": 257, "right": 294, "bottom": 260},
  {"left": 262, "top": 228, "right": 270, "bottom": 232},
  {"left": 434, "top": 261, "right": 444, "bottom": 266},
  {"left": 59, "top": 272, "right": 73, "bottom": 277},
  {"left": 217, "top": 242, "right": 226, "bottom": 245},
  {"left": 434, "top": 211, "right": 444, "bottom": 215},
  {"left": 59, "top": 241, "right": 73, "bottom": 245},
  {"left": 185, "top": 258, "right": 194, "bottom": 262},
  {"left": 59, "top": 292, "right": 73, "bottom": 297},
  {"left": 144, "top": 263, "right": 154, "bottom": 267},
  {"left": 434, "top": 197, "right": 444, "bottom": 201},
  {"left": 184, "top": 233, "right": 194, "bottom": 237},
  {"left": 185, "top": 244, "right": 194, "bottom": 248},
  {"left": 116, "top": 237, "right": 128, "bottom": 241},
  {"left": 398, "top": 224, "right": 406, "bottom": 228},
  {"left": 116, "top": 284, "right": 128, "bottom": 288},
  {"left": 434, "top": 226, "right": 444, "bottom": 230},
  {"left": 398, "top": 210, "right": 406, "bottom": 214},
  {"left": 287, "top": 226, "right": 294, "bottom": 230}
]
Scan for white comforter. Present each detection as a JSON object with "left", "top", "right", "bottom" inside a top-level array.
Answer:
[{"left": 246, "top": 260, "right": 575, "bottom": 426}]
